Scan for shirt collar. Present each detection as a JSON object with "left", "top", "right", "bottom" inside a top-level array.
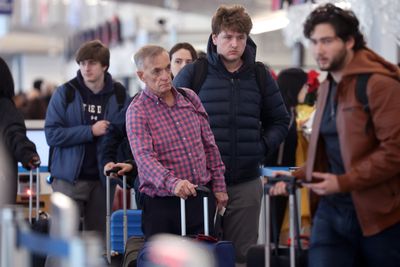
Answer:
[{"left": 143, "top": 86, "right": 187, "bottom": 107}]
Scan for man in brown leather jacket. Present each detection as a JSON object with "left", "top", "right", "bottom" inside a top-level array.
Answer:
[{"left": 271, "top": 3, "right": 400, "bottom": 267}]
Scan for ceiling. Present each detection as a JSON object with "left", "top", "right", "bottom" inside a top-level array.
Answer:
[
  {"left": 112, "top": 0, "right": 272, "bottom": 17},
  {"left": 0, "top": 0, "right": 273, "bottom": 55}
]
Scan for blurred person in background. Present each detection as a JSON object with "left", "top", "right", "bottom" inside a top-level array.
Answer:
[
  {"left": 40, "top": 80, "right": 57, "bottom": 107},
  {"left": 295, "top": 70, "right": 319, "bottom": 166},
  {"left": 196, "top": 50, "right": 207, "bottom": 59},
  {"left": 271, "top": 68, "right": 319, "bottom": 168},
  {"left": 20, "top": 78, "right": 48, "bottom": 119},
  {"left": 169, "top": 42, "right": 198, "bottom": 79}
]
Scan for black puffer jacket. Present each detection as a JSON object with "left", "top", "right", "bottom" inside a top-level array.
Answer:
[{"left": 174, "top": 36, "right": 289, "bottom": 185}]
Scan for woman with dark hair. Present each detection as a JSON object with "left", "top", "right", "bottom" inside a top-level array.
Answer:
[
  {"left": 270, "top": 68, "right": 320, "bottom": 166},
  {"left": 0, "top": 57, "right": 40, "bottom": 208},
  {"left": 273, "top": 68, "right": 308, "bottom": 167},
  {"left": 169, "top": 42, "right": 198, "bottom": 78}
]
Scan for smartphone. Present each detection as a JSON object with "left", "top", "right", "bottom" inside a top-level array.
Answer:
[{"left": 301, "top": 177, "right": 323, "bottom": 184}]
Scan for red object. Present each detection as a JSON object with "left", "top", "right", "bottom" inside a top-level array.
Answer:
[
  {"left": 307, "top": 70, "right": 320, "bottom": 93},
  {"left": 112, "top": 185, "right": 131, "bottom": 211},
  {"left": 287, "top": 234, "right": 310, "bottom": 248},
  {"left": 269, "top": 69, "right": 278, "bottom": 80}
]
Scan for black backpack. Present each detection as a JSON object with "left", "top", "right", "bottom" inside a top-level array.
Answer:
[
  {"left": 355, "top": 73, "right": 373, "bottom": 134},
  {"left": 47, "top": 79, "right": 127, "bottom": 174},
  {"left": 190, "top": 57, "right": 269, "bottom": 105}
]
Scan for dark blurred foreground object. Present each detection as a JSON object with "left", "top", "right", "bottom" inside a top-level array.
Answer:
[{"left": 0, "top": 56, "right": 40, "bottom": 208}]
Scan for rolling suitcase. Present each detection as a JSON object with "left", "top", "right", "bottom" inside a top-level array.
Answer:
[
  {"left": 106, "top": 168, "right": 144, "bottom": 264},
  {"left": 27, "top": 166, "right": 50, "bottom": 267},
  {"left": 137, "top": 186, "right": 235, "bottom": 267},
  {"left": 247, "top": 176, "right": 307, "bottom": 267}
]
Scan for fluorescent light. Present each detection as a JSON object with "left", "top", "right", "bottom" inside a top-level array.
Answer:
[{"left": 251, "top": 10, "right": 289, "bottom": 34}]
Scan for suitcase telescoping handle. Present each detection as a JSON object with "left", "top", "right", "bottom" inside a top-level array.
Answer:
[
  {"left": 264, "top": 175, "right": 298, "bottom": 267},
  {"left": 180, "top": 185, "right": 211, "bottom": 237},
  {"left": 28, "top": 162, "right": 41, "bottom": 224},
  {"left": 105, "top": 167, "right": 128, "bottom": 264}
]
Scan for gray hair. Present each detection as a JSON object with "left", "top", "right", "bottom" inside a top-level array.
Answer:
[{"left": 134, "top": 45, "right": 167, "bottom": 70}]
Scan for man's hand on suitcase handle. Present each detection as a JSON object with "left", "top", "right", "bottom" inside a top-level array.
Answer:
[
  {"left": 23, "top": 155, "right": 41, "bottom": 170},
  {"left": 267, "top": 171, "right": 299, "bottom": 196},
  {"left": 104, "top": 162, "right": 134, "bottom": 177},
  {"left": 174, "top": 180, "right": 198, "bottom": 199},
  {"left": 105, "top": 165, "right": 122, "bottom": 177},
  {"left": 268, "top": 181, "right": 288, "bottom": 196}
]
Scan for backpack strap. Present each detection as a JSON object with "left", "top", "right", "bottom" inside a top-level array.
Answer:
[
  {"left": 254, "top": 61, "right": 267, "bottom": 101},
  {"left": 64, "top": 78, "right": 126, "bottom": 110},
  {"left": 177, "top": 87, "right": 199, "bottom": 108},
  {"left": 112, "top": 81, "right": 127, "bottom": 111},
  {"left": 64, "top": 77, "right": 80, "bottom": 104},
  {"left": 191, "top": 58, "right": 268, "bottom": 101},
  {"left": 176, "top": 87, "right": 188, "bottom": 98},
  {"left": 355, "top": 73, "right": 373, "bottom": 134},
  {"left": 254, "top": 61, "right": 269, "bottom": 116},
  {"left": 191, "top": 57, "right": 208, "bottom": 94}
]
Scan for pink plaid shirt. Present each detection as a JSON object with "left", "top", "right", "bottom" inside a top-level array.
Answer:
[{"left": 126, "top": 87, "right": 226, "bottom": 197}]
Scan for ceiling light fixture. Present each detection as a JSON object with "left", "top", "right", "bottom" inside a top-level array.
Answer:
[{"left": 251, "top": 10, "right": 289, "bottom": 35}]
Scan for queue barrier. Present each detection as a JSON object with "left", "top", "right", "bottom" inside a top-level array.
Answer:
[{"left": 1, "top": 192, "right": 104, "bottom": 267}]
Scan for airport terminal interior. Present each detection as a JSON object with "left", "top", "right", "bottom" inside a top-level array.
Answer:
[{"left": 0, "top": 0, "right": 399, "bottom": 266}]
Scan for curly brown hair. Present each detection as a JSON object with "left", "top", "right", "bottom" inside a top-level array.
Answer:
[
  {"left": 303, "top": 3, "right": 366, "bottom": 51},
  {"left": 211, "top": 5, "right": 252, "bottom": 35}
]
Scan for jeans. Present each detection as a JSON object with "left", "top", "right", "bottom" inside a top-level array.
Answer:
[{"left": 309, "top": 198, "right": 400, "bottom": 267}]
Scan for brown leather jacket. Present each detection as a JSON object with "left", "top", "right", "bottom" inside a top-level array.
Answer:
[{"left": 296, "top": 48, "right": 400, "bottom": 236}]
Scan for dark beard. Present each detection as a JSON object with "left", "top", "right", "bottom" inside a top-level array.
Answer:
[{"left": 321, "top": 48, "right": 347, "bottom": 72}]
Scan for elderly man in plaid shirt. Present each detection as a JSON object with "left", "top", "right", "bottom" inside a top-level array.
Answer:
[{"left": 126, "top": 45, "right": 228, "bottom": 239}]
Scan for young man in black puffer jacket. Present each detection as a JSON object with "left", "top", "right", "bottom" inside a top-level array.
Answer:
[{"left": 174, "top": 5, "right": 289, "bottom": 264}]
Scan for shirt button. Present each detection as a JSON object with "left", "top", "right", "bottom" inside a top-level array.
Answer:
[
  {"left": 193, "top": 169, "right": 196, "bottom": 173},
  {"left": 183, "top": 137, "right": 186, "bottom": 141},
  {"left": 188, "top": 152, "right": 192, "bottom": 156},
  {"left": 176, "top": 122, "right": 179, "bottom": 125}
]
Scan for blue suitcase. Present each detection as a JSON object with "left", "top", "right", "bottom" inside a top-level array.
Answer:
[
  {"left": 137, "top": 186, "right": 235, "bottom": 267},
  {"left": 106, "top": 170, "right": 144, "bottom": 264},
  {"left": 111, "top": 209, "right": 143, "bottom": 253}
]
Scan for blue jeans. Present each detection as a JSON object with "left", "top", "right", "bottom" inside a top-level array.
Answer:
[{"left": 309, "top": 198, "right": 400, "bottom": 267}]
